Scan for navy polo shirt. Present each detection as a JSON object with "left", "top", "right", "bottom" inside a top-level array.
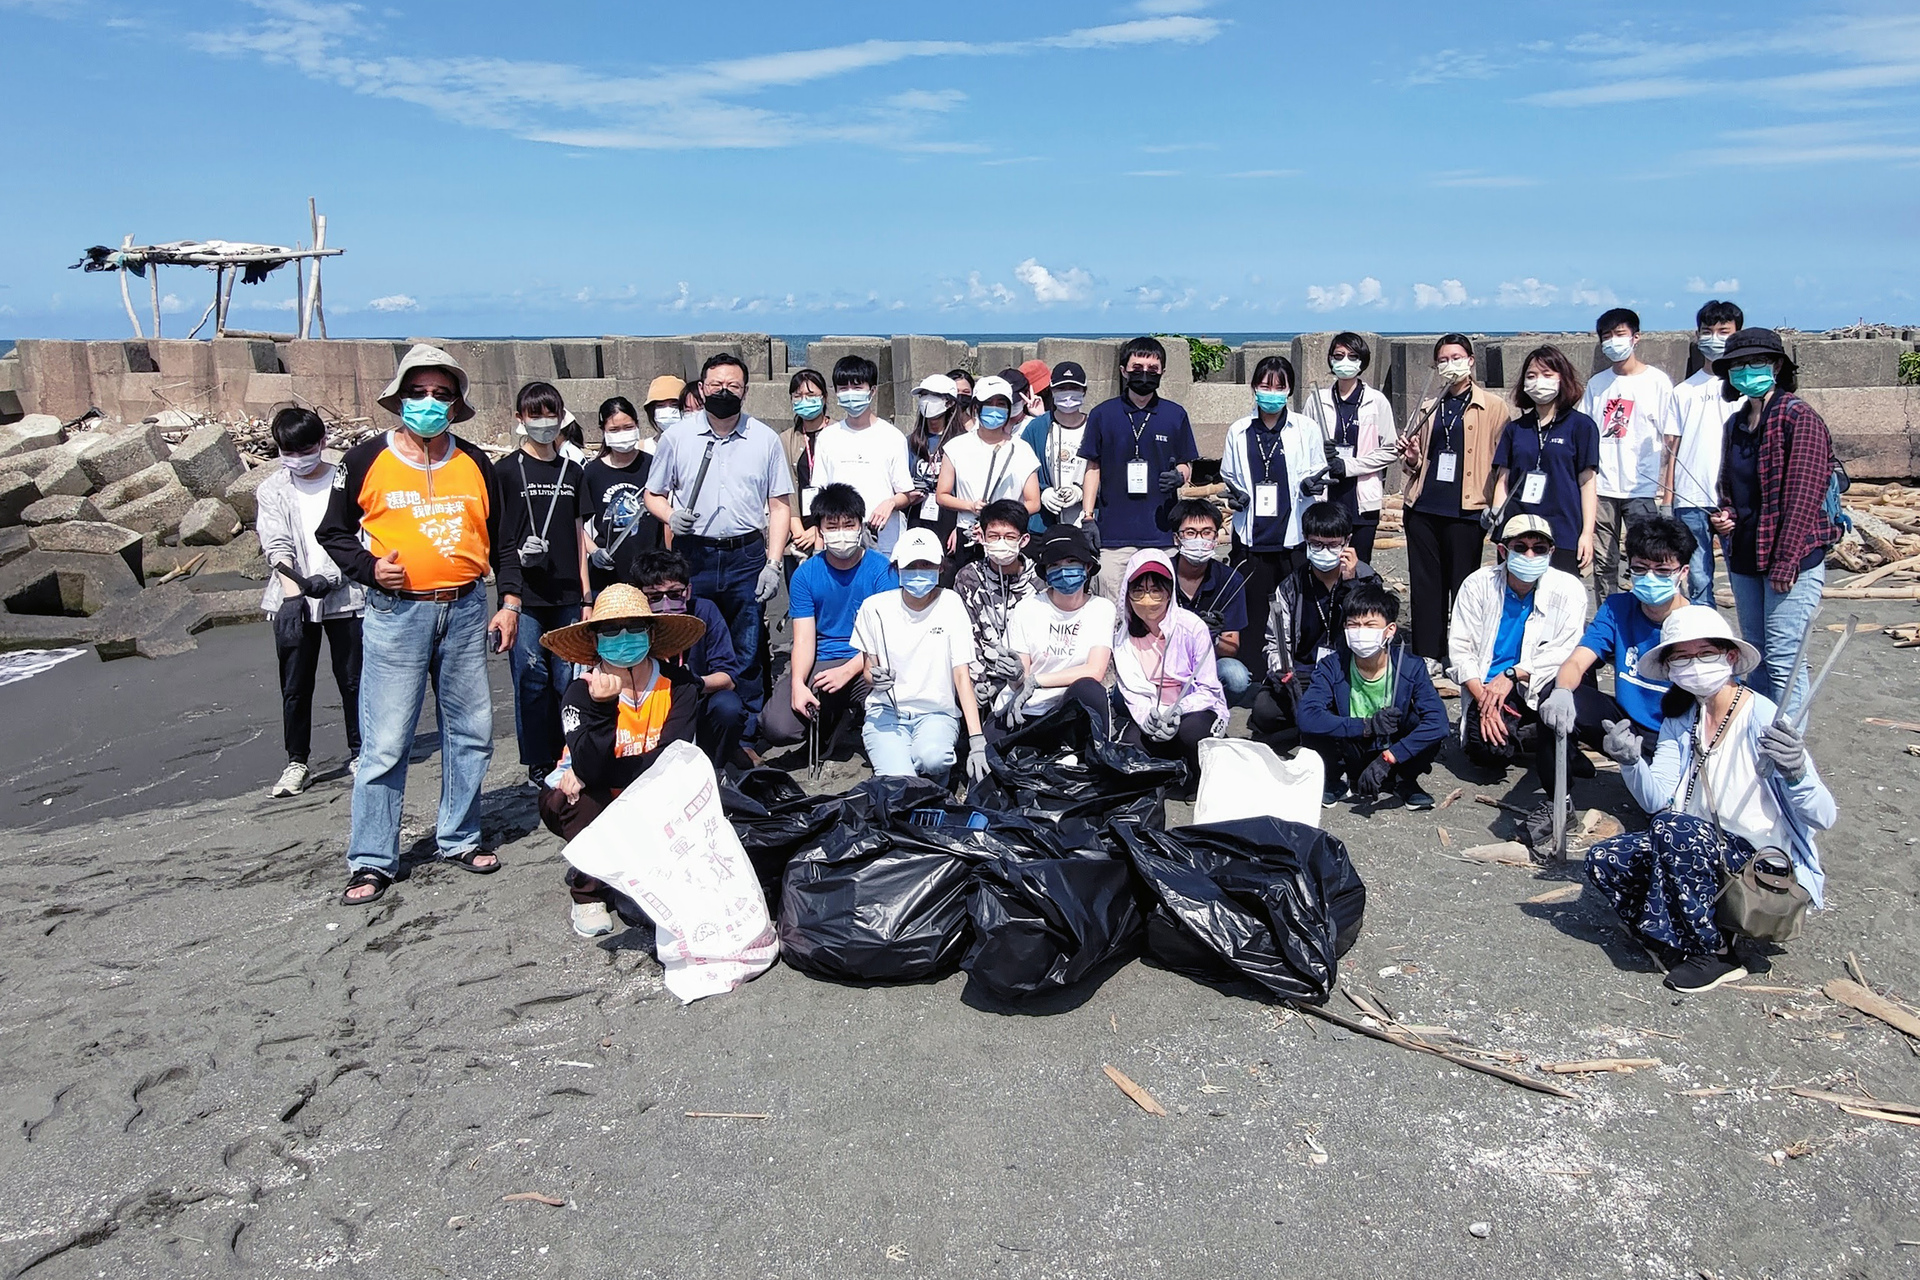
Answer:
[
  {"left": 1176, "top": 559, "right": 1250, "bottom": 635},
  {"left": 1079, "top": 394, "right": 1200, "bottom": 548},
  {"left": 1492, "top": 409, "right": 1600, "bottom": 552},
  {"left": 683, "top": 595, "right": 742, "bottom": 681}
]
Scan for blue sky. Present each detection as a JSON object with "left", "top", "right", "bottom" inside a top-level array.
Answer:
[{"left": 3, "top": 0, "right": 1917, "bottom": 339}]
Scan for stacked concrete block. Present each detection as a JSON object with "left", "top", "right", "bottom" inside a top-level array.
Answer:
[
  {"left": 1792, "top": 338, "right": 1902, "bottom": 388},
  {"left": 550, "top": 340, "right": 603, "bottom": 381},
  {"left": 743, "top": 385, "right": 797, "bottom": 431},
  {"left": 892, "top": 335, "right": 972, "bottom": 419},
  {"left": 688, "top": 333, "right": 774, "bottom": 383},
  {"left": 975, "top": 343, "right": 1037, "bottom": 377},
  {"left": 77, "top": 423, "right": 167, "bottom": 490},
  {"left": 29, "top": 444, "right": 91, "bottom": 499},
  {"left": 804, "top": 338, "right": 895, "bottom": 421},
  {"left": 1036, "top": 338, "right": 1125, "bottom": 406},
  {"left": 152, "top": 340, "right": 219, "bottom": 417},
  {"left": 179, "top": 497, "right": 240, "bottom": 546},
  {"left": 770, "top": 339, "right": 789, "bottom": 377},
  {"left": 169, "top": 425, "right": 246, "bottom": 498},
  {"left": 603, "top": 337, "right": 693, "bottom": 390},
  {"left": 21, "top": 494, "right": 102, "bottom": 525},
  {"left": 17, "top": 340, "right": 95, "bottom": 422},
  {"left": 1, "top": 415, "right": 64, "bottom": 459},
  {"left": 211, "top": 339, "right": 281, "bottom": 418},
  {"left": 554, "top": 379, "right": 616, "bottom": 434},
  {"left": 224, "top": 464, "right": 273, "bottom": 524},
  {"left": 243, "top": 372, "right": 295, "bottom": 418},
  {"left": 1798, "top": 386, "right": 1920, "bottom": 479},
  {"left": 0, "top": 472, "right": 41, "bottom": 526}
]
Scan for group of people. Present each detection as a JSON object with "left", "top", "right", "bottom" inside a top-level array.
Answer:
[{"left": 259, "top": 310, "right": 1842, "bottom": 995}]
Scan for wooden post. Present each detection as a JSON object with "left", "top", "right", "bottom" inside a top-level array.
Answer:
[
  {"left": 296, "top": 250, "right": 308, "bottom": 340},
  {"left": 306, "top": 199, "right": 329, "bottom": 340},
  {"left": 222, "top": 262, "right": 238, "bottom": 335},
  {"left": 119, "top": 234, "right": 144, "bottom": 338},
  {"left": 150, "top": 263, "right": 162, "bottom": 339},
  {"left": 312, "top": 218, "right": 328, "bottom": 338}
]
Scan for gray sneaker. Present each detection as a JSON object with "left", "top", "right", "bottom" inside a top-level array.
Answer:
[
  {"left": 570, "top": 901, "right": 615, "bottom": 939},
  {"left": 271, "top": 761, "right": 310, "bottom": 798}
]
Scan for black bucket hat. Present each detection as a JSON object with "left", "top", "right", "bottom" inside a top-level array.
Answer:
[{"left": 1712, "top": 327, "right": 1787, "bottom": 375}]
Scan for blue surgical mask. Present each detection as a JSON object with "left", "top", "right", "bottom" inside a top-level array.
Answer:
[
  {"left": 1729, "top": 364, "right": 1776, "bottom": 399},
  {"left": 836, "top": 389, "right": 873, "bottom": 415},
  {"left": 1046, "top": 565, "right": 1088, "bottom": 595},
  {"left": 1631, "top": 570, "right": 1680, "bottom": 606},
  {"left": 401, "top": 396, "right": 452, "bottom": 438},
  {"left": 978, "top": 405, "right": 1010, "bottom": 430},
  {"left": 899, "top": 568, "right": 940, "bottom": 598},
  {"left": 793, "top": 396, "right": 825, "bottom": 421},
  {"left": 596, "top": 628, "right": 651, "bottom": 667},
  {"left": 1254, "top": 389, "right": 1289, "bottom": 414},
  {"left": 1505, "top": 551, "right": 1551, "bottom": 583}
]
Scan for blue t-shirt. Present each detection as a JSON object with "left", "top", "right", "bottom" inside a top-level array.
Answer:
[
  {"left": 1492, "top": 410, "right": 1600, "bottom": 552},
  {"left": 1489, "top": 581, "right": 1532, "bottom": 676},
  {"left": 1579, "top": 592, "right": 1668, "bottom": 731},
  {"left": 683, "top": 595, "right": 741, "bottom": 681},
  {"left": 788, "top": 550, "right": 898, "bottom": 665},
  {"left": 1079, "top": 395, "right": 1200, "bottom": 548}
]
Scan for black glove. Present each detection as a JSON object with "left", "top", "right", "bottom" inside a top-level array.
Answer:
[
  {"left": 272, "top": 598, "right": 307, "bottom": 648},
  {"left": 299, "top": 573, "right": 334, "bottom": 598},
  {"left": 1224, "top": 487, "right": 1250, "bottom": 512},
  {"left": 1366, "top": 706, "right": 1403, "bottom": 739},
  {"left": 1158, "top": 468, "right": 1183, "bottom": 494},
  {"left": 1351, "top": 753, "right": 1393, "bottom": 800},
  {"left": 1082, "top": 519, "right": 1102, "bottom": 553},
  {"left": 1300, "top": 472, "right": 1329, "bottom": 498},
  {"left": 1478, "top": 507, "right": 1498, "bottom": 533},
  {"left": 1322, "top": 442, "right": 1348, "bottom": 481}
]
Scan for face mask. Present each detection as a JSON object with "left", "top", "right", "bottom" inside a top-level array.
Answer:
[
  {"left": 1601, "top": 335, "right": 1637, "bottom": 364},
  {"left": 1126, "top": 370, "right": 1162, "bottom": 396},
  {"left": 520, "top": 416, "right": 561, "bottom": 444},
  {"left": 916, "top": 393, "right": 950, "bottom": 419},
  {"left": 1667, "top": 653, "right": 1733, "bottom": 698},
  {"left": 1330, "top": 357, "right": 1362, "bottom": 380},
  {"left": 983, "top": 537, "right": 1022, "bottom": 565},
  {"left": 1729, "top": 364, "right": 1776, "bottom": 399},
  {"left": 603, "top": 428, "right": 641, "bottom": 452},
  {"left": 899, "top": 568, "right": 941, "bottom": 598},
  {"left": 1052, "top": 389, "right": 1085, "bottom": 414},
  {"left": 653, "top": 406, "right": 683, "bottom": 429},
  {"left": 1046, "top": 565, "right": 1088, "bottom": 595},
  {"left": 1505, "top": 551, "right": 1551, "bottom": 583},
  {"left": 401, "top": 396, "right": 453, "bottom": 438},
  {"left": 1698, "top": 332, "right": 1729, "bottom": 360},
  {"left": 1254, "top": 389, "right": 1289, "bottom": 414},
  {"left": 1306, "top": 544, "right": 1343, "bottom": 573},
  {"left": 1631, "top": 570, "right": 1681, "bottom": 606},
  {"left": 822, "top": 528, "right": 864, "bottom": 557},
  {"left": 281, "top": 449, "right": 325, "bottom": 477},
  {"left": 837, "top": 389, "right": 873, "bottom": 416},
  {"left": 1436, "top": 357, "right": 1472, "bottom": 383},
  {"left": 1177, "top": 535, "right": 1216, "bottom": 564},
  {"left": 596, "top": 628, "right": 651, "bottom": 667},
  {"left": 978, "top": 405, "right": 1010, "bottom": 431},
  {"left": 791, "top": 397, "right": 825, "bottom": 422},
  {"left": 1344, "top": 626, "right": 1387, "bottom": 660},
  {"left": 1523, "top": 376, "right": 1560, "bottom": 406},
  {"left": 703, "top": 389, "right": 743, "bottom": 420}
]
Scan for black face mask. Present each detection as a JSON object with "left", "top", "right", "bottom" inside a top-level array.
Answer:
[
  {"left": 703, "top": 389, "right": 743, "bottom": 420},
  {"left": 1126, "top": 370, "right": 1162, "bottom": 396}
]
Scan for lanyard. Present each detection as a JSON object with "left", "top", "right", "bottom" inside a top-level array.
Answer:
[
  {"left": 1128, "top": 407, "right": 1154, "bottom": 460},
  {"left": 978, "top": 437, "right": 1014, "bottom": 503},
  {"left": 1251, "top": 419, "right": 1284, "bottom": 484},
  {"left": 1681, "top": 688, "right": 1747, "bottom": 819},
  {"left": 517, "top": 452, "right": 569, "bottom": 543},
  {"left": 1432, "top": 394, "right": 1466, "bottom": 455},
  {"left": 1334, "top": 386, "right": 1362, "bottom": 448}
]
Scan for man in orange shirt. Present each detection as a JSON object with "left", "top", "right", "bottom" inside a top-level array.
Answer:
[{"left": 319, "top": 344, "right": 523, "bottom": 906}]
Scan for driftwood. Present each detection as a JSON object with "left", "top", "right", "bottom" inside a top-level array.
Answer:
[{"left": 1290, "top": 997, "right": 1577, "bottom": 1099}]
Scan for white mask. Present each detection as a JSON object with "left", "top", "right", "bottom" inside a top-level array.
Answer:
[
  {"left": 520, "top": 417, "right": 561, "bottom": 443},
  {"left": 1667, "top": 654, "right": 1733, "bottom": 697},
  {"left": 1306, "top": 544, "right": 1343, "bottom": 573},
  {"left": 822, "top": 528, "right": 864, "bottom": 557},
  {"left": 280, "top": 449, "right": 326, "bottom": 477},
  {"left": 653, "top": 406, "right": 682, "bottom": 429},
  {"left": 982, "top": 537, "right": 1022, "bottom": 565},
  {"left": 1523, "top": 376, "right": 1561, "bottom": 406},
  {"left": 1437, "top": 356, "right": 1472, "bottom": 382},
  {"left": 1330, "top": 357, "right": 1363, "bottom": 380},
  {"left": 1345, "top": 626, "right": 1388, "bottom": 659},
  {"left": 1052, "top": 389, "right": 1085, "bottom": 414},
  {"left": 1698, "top": 332, "right": 1729, "bottom": 359},
  {"left": 916, "top": 393, "right": 951, "bottom": 420},
  {"left": 1601, "top": 334, "right": 1637, "bottom": 363},
  {"left": 1176, "top": 535, "right": 1216, "bottom": 564},
  {"left": 603, "top": 428, "right": 641, "bottom": 452}
]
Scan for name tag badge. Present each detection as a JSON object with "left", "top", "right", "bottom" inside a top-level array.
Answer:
[
  {"left": 1336, "top": 445, "right": 1355, "bottom": 463},
  {"left": 1126, "top": 458, "right": 1150, "bottom": 496},
  {"left": 1520, "top": 470, "right": 1548, "bottom": 506},
  {"left": 801, "top": 486, "right": 818, "bottom": 517},
  {"left": 920, "top": 492, "right": 940, "bottom": 521},
  {"left": 1254, "top": 484, "right": 1280, "bottom": 518},
  {"left": 1435, "top": 452, "right": 1458, "bottom": 483}
]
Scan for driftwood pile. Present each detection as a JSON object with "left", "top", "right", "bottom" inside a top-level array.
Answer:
[{"left": 1826, "top": 482, "right": 1920, "bottom": 599}]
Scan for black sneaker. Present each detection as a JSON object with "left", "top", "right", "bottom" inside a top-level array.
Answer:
[
  {"left": 1663, "top": 954, "right": 1749, "bottom": 993},
  {"left": 529, "top": 763, "right": 555, "bottom": 788},
  {"left": 1322, "top": 783, "right": 1350, "bottom": 809},
  {"left": 1401, "top": 785, "right": 1436, "bottom": 811}
]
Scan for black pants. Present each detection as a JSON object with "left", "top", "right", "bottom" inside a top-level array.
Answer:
[
  {"left": 761, "top": 668, "right": 870, "bottom": 749},
  {"left": 1247, "top": 679, "right": 1301, "bottom": 754},
  {"left": 1349, "top": 511, "right": 1380, "bottom": 564},
  {"left": 1461, "top": 683, "right": 1535, "bottom": 767},
  {"left": 1230, "top": 539, "right": 1301, "bottom": 683},
  {"left": 985, "top": 676, "right": 1110, "bottom": 745},
  {"left": 1530, "top": 685, "right": 1654, "bottom": 792},
  {"left": 1405, "top": 509, "right": 1485, "bottom": 662},
  {"left": 699, "top": 686, "right": 748, "bottom": 769},
  {"left": 277, "top": 613, "right": 362, "bottom": 763},
  {"left": 1119, "top": 709, "right": 1215, "bottom": 781},
  {"left": 1305, "top": 732, "right": 1443, "bottom": 791},
  {"left": 1550, "top": 547, "right": 1580, "bottom": 576}
]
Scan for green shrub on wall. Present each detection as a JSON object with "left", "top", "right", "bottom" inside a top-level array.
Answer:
[
  {"left": 1900, "top": 350, "right": 1920, "bottom": 385},
  {"left": 1157, "top": 334, "right": 1231, "bottom": 379}
]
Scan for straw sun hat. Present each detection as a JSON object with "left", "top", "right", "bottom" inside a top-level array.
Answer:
[{"left": 540, "top": 584, "right": 706, "bottom": 667}]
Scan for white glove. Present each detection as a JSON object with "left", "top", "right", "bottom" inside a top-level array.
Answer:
[
  {"left": 867, "top": 666, "right": 895, "bottom": 695},
  {"left": 1539, "top": 686, "right": 1577, "bottom": 737},
  {"left": 1144, "top": 704, "right": 1181, "bottom": 742},
  {"left": 669, "top": 506, "right": 697, "bottom": 535},
  {"left": 1001, "top": 672, "right": 1038, "bottom": 728},
  {"left": 965, "top": 735, "right": 992, "bottom": 784},
  {"left": 1041, "top": 486, "right": 1070, "bottom": 514},
  {"left": 754, "top": 560, "right": 781, "bottom": 603},
  {"left": 1600, "top": 719, "right": 1642, "bottom": 766}
]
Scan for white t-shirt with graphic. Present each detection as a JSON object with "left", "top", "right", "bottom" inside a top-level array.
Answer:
[
  {"left": 1044, "top": 420, "right": 1089, "bottom": 526},
  {"left": 852, "top": 588, "right": 978, "bottom": 716},
  {"left": 814, "top": 417, "right": 914, "bottom": 554},
  {"left": 1662, "top": 369, "right": 1742, "bottom": 511},
  {"left": 1005, "top": 592, "right": 1117, "bottom": 711},
  {"left": 1580, "top": 366, "right": 1673, "bottom": 499},
  {"left": 943, "top": 431, "right": 1040, "bottom": 531}
]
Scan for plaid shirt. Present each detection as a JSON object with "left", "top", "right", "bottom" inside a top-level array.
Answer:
[{"left": 1719, "top": 393, "right": 1838, "bottom": 591}]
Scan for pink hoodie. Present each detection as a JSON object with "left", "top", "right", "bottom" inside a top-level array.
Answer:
[{"left": 1110, "top": 548, "right": 1227, "bottom": 732}]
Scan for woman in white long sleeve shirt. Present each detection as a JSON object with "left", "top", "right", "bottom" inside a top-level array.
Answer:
[
  {"left": 1303, "top": 332, "right": 1398, "bottom": 562},
  {"left": 1586, "top": 606, "right": 1834, "bottom": 994}
]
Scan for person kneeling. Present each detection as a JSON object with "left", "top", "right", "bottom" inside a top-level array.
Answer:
[
  {"left": 852, "top": 529, "right": 990, "bottom": 786},
  {"left": 536, "top": 586, "right": 707, "bottom": 939},
  {"left": 1250, "top": 500, "right": 1375, "bottom": 753},
  {"left": 630, "top": 549, "right": 748, "bottom": 770},
  {"left": 1112, "top": 550, "right": 1228, "bottom": 783},
  {"left": 1298, "top": 580, "right": 1448, "bottom": 809},
  {"left": 1586, "top": 607, "right": 1834, "bottom": 993}
]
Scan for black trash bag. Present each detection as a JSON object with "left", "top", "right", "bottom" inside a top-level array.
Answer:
[
  {"left": 1112, "top": 816, "right": 1367, "bottom": 1004},
  {"left": 962, "top": 849, "right": 1143, "bottom": 1000},
  {"left": 778, "top": 776, "right": 1047, "bottom": 983},
  {"left": 966, "top": 700, "right": 1185, "bottom": 820},
  {"left": 720, "top": 767, "right": 849, "bottom": 908}
]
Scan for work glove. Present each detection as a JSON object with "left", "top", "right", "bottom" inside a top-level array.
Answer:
[
  {"left": 272, "top": 598, "right": 307, "bottom": 648},
  {"left": 1365, "top": 706, "right": 1403, "bottom": 739},
  {"left": 754, "top": 560, "right": 782, "bottom": 604},
  {"left": 1351, "top": 753, "right": 1393, "bottom": 801},
  {"left": 517, "top": 535, "right": 551, "bottom": 568},
  {"left": 1758, "top": 721, "right": 1809, "bottom": 781},
  {"left": 669, "top": 506, "right": 697, "bottom": 535},
  {"left": 1144, "top": 703, "right": 1181, "bottom": 742},
  {"left": 987, "top": 647, "right": 1025, "bottom": 682},
  {"left": 1082, "top": 519, "right": 1102, "bottom": 553},
  {"left": 1041, "top": 486, "right": 1070, "bottom": 515},
  {"left": 867, "top": 666, "right": 896, "bottom": 696},
  {"left": 1158, "top": 468, "right": 1184, "bottom": 494},
  {"left": 589, "top": 546, "right": 616, "bottom": 571},
  {"left": 1299, "top": 472, "right": 1328, "bottom": 498},
  {"left": 965, "top": 735, "right": 992, "bottom": 784},
  {"left": 1001, "top": 672, "right": 1039, "bottom": 728},
  {"left": 299, "top": 572, "right": 335, "bottom": 599},
  {"left": 1539, "top": 686, "right": 1578, "bottom": 737},
  {"left": 1600, "top": 719, "right": 1643, "bottom": 767},
  {"left": 1478, "top": 507, "right": 1498, "bottom": 533},
  {"left": 1324, "top": 453, "right": 1348, "bottom": 481},
  {"left": 1224, "top": 486, "right": 1250, "bottom": 512}
]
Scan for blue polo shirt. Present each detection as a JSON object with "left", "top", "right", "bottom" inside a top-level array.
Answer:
[
  {"left": 1579, "top": 592, "right": 1668, "bottom": 731},
  {"left": 1489, "top": 582, "right": 1531, "bottom": 676},
  {"left": 1079, "top": 395, "right": 1200, "bottom": 548},
  {"left": 788, "top": 549, "right": 898, "bottom": 665},
  {"left": 1492, "top": 409, "right": 1600, "bottom": 552}
]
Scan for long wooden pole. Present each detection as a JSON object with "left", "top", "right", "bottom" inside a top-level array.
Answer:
[
  {"left": 311, "top": 211, "right": 328, "bottom": 339},
  {"left": 149, "top": 263, "right": 162, "bottom": 339},
  {"left": 119, "top": 234, "right": 144, "bottom": 338},
  {"left": 295, "top": 252, "right": 308, "bottom": 340}
]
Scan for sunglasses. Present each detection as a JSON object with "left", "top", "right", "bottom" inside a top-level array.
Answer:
[
  {"left": 1128, "top": 579, "right": 1171, "bottom": 598},
  {"left": 641, "top": 586, "right": 688, "bottom": 604},
  {"left": 593, "top": 621, "right": 650, "bottom": 638},
  {"left": 402, "top": 387, "right": 458, "bottom": 402}
]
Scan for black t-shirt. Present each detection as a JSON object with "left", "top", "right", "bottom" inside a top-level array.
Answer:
[
  {"left": 1411, "top": 391, "right": 1470, "bottom": 517},
  {"left": 1327, "top": 384, "right": 1363, "bottom": 519},
  {"left": 498, "top": 450, "right": 587, "bottom": 607},
  {"left": 583, "top": 454, "right": 661, "bottom": 596}
]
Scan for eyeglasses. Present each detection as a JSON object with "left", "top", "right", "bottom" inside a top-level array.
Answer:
[
  {"left": 1177, "top": 529, "right": 1218, "bottom": 542},
  {"left": 641, "top": 587, "right": 688, "bottom": 604},
  {"left": 1628, "top": 562, "right": 1683, "bottom": 575},
  {"left": 402, "top": 387, "right": 458, "bottom": 403},
  {"left": 1306, "top": 538, "right": 1347, "bottom": 551},
  {"left": 1127, "top": 580, "right": 1171, "bottom": 599},
  {"left": 701, "top": 380, "right": 746, "bottom": 395}
]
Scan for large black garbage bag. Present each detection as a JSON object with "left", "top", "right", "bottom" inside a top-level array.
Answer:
[
  {"left": 962, "top": 849, "right": 1143, "bottom": 1000},
  {"left": 720, "top": 767, "right": 848, "bottom": 906},
  {"left": 965, "top": 701, "right": 1185, "bottom": 819},
  {"left": 778, "top": 777, "right": 1057, "bottom": 983},
  {"left": 1112, "top": 817, "right": 1367, "bottom": 1004}
]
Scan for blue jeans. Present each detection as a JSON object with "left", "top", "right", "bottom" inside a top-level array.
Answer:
[
  {"left": 682, "top": 538, "right": 766, "bottom": 719},
  {"left": 1675, "top": 507, "right": 1718, "bottom": 608},
  {"left": 348, "top": 586, "right": 495, "bottom": 876},
  {"left": 508, "top": 603, "right": 579, "bottom": 767},
  {"left": 1216, "top": 657, "right": 1252, "bottom": 705},
  {"left": 862, "top": 704, "right": 960, "bottom": 782},
  {"left": 1728, "top": 564, "right": 1823, "bottom": 710}
]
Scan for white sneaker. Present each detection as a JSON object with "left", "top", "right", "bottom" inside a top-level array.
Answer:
[
  {"left": 271, "top": 761, "right": 310, "bottom": 798},
  {"left": 1424, "top": 657, "right": 1445, "bottom": 679},
  {"left": 346, "top": 755, "right": 360, "bottom": 779},
  {"left": 571, "top": 901, "right": 615, "bottom": 939}
]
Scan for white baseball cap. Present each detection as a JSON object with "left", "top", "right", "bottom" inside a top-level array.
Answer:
[
  {"left": 892, "top": 528, "right": 945, "bottom": 567},
  {"left": 972, "top": 375, "right": 1014, "bottom": 404},
  {"left": 915, "top": 373, "right": 958, "bottom": 398}
]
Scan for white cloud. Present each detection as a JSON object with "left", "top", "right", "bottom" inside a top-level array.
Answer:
[
  {"left": 1225, "top": 168, "right": 1299, "bottom": 179},
  {"left": 1123, "top": 169, "right": 1181, "bottom": 178},
  {"left": 1413, "top": 279, "right": 1468, "bottom": 309},
  {"left": 1431, "top": 170, "right": 1538, "bottom": 189},
  {"left": 1496, "top": 277, "right": 1558, "bottom": 307},
  {"left": 1128, "top": 284, "right": 1197, "bottom": 313},
  {"left": 1567, "top": 282, "right": 1618, "bottom": 307},
  {"left": 1013, "top": 258, "right": 1093, "bottom": 304},
  {"left": 368, "top": 294, "right": 418, "bottom": 312},
  {"left": 1134, "top": 0, "right": 1210, "bottom": 13},
  {"left": 888, "top": 88, "right": 965, "bottom": 112},
  {"left": 1405, "top": 49, "right": 1497, "bottom": 86},
  {"left": 1685, "top": 276, "right": 1740, "bottom": 294},
  {"left": 159, "top": 293, "right": 186, "bottom": 314},
  {"left": 1305, "top": 277, "right": 1384, "bottom": 312}
]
